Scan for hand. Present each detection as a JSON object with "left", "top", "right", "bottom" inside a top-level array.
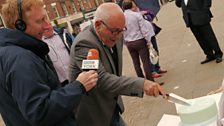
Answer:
[
  {"left": 76, "top": 70, "right": 98, "bottom": 91},
  {"left": 143, "top": 80, "right": 167, "bottom": 98},
  {"left": 147, "top": 42, "right": 151, "bottom": 49},
  {"left": 140, "top": 11, "right": 148, "bottom": 15}
]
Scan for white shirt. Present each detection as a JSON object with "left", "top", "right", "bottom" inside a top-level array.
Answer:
[
  {"left": 43, "top": 32, "right": 70, "bottom": 83},
  {"left": 184, "top": 0, "right": 188, "bottom": 5},
  {"left": 123, "top": 9, "right": 155, "bottom": 42}
]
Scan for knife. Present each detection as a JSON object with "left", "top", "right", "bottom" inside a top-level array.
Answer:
[{"left": 163, "top": 93, "right": 191, "bottom": 106}]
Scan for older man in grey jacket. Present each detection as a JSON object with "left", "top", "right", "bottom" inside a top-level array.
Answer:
[{"left": 69, "top": 3, "right": 167, "bottom": 126}]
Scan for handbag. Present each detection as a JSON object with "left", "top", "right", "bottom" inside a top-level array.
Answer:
[
  {"left": 152, "top": 23, "right": 162, "bottom": 35},
  {"left": 149, "top": 43, "right": 159, "bottom": 65}
]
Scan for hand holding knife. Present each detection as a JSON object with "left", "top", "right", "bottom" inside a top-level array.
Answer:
[
  {"left": 160, "top": 93, "right": 191, "bottom": 106},
  {"left": 143, "top": 80, "right": 190, "bottom": 106}
]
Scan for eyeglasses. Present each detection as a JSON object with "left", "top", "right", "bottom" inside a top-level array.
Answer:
[{"left": 100, "top": 21, "right": 127, "bottom": 35}]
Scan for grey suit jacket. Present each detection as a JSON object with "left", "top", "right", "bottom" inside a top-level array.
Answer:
[{"left": 69, "top": 25, "right": 145, "bottom": 126}]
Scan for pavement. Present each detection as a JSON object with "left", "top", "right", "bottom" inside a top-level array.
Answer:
[
  {"left": 121, "top": 0, "right": 224, "bottom": 126},
  {"left": 0, "top": 0, "right": 224, "bottom": 126}
]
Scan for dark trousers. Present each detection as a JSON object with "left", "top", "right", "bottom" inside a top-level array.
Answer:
[
  {"left": 110, "top": 106, "right": 127, "bottom": 126},
  {"left": 189, "top": 23, "right": 223, "bottom": 59},
  {"left": 126, "top": 39, "right": 153, "bottom": 81}
]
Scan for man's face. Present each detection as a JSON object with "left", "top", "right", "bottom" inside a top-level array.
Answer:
[
  {"left": 43, "top": 23, "right": 54, "bottom": 38},
  {"left": 25, "top": 6, "right": 49, "bottom": 40},
  {"left": 95, "top": 15, "right": 126, "bottom": 48}
]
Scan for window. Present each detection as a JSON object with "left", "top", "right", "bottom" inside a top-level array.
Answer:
[
  {"left": 61, "top": 2, "right": 69, "bottom": 16},
  {"left": 71, "top": 0, "right": 77, "bottom": 13},
  {"left": 94, "top": 0, "right": 100, "bottom": 6},
  {"left": 51, "top": 3, "right": 60, "bottom": 18},
  {"left": 78, "top": 0, "right": 85, "bottom": 11},
  {"left": 87, "top": 0, "right": 92, "bottom": 8}
]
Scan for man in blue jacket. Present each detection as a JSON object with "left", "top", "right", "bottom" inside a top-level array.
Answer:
[{"left": 0, "top": 0, "right": 98, "bottom": 126}]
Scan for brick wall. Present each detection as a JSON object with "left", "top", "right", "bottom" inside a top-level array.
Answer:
[
  {"left": 1, "top": 0, "right": 117, "bottom": 21},
  {"left": 44, "top": 0, "right": 101, "bottom": 20}
]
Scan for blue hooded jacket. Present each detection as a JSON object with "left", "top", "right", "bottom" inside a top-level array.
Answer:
[{"left": 0, "top": 28, "right": 85, "bottom": 126}]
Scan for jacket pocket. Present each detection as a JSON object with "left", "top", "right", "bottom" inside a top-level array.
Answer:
[{"left": 189, "top": 10, "right": 212, "bottom": 25}]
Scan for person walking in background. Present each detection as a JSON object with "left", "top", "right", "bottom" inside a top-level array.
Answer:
[
  {"left": 69, "top": 3, "right": 167, "bottom": 126},
  {"left": 136, "top": 0, "right": 167, "bottom": 78},
  {"left": 0, "top": 0, "right": 98, "bottom": 125},
  {"left": 123, "top": 0, "right": 155, "bottom": 81},
  {"left": 43, "top": 23, "right": 74, "bottom": 86},
  {"left": 175, "top": 0, "right": 223, "bottom": 64}
]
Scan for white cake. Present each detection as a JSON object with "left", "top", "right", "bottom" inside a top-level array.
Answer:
[{"left": 178, "top": 97, "right": 218, "bottom": 125}]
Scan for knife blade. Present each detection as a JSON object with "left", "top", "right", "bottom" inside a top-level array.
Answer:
[{"left": 166, "top": 93, "right": 191, "bottom": 106}]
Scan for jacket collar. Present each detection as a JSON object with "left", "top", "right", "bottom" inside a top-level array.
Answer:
[{"left": 0, "top": 28, "right": 49, "bottom": 58}]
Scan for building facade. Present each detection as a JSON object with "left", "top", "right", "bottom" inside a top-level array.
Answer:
[
  {"left": 0, "top": 0, "right": 115, "bottom": 33},
  {"left": 44, "top": 0, "right": 105, "bottom": 34}
]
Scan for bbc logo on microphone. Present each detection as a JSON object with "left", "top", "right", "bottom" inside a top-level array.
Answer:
[{"left": 82, "top": 60, "right": 99, "bottom": 70}]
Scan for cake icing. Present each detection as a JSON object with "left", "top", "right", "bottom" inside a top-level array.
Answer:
[{"left": 178, "top": 97, "right": 218, "bottom": 125}]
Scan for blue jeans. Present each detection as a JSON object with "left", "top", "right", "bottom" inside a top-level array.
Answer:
[{"left": 151, "top": 36, "right": 161, "bottom": 73}]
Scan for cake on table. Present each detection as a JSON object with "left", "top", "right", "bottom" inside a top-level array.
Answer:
[{"left": 178, "top": 97, "right": 218, "bottom": 125}]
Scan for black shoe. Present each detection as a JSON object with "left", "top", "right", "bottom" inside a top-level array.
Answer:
[
  {"left": 200, "top": 58, "right": 215, "bottom": 64},
  {"left": 216, "top": 57, "right": 222, "bottom": 63},
  {"left": 159, "top": 82, "right": 165, "bottom": 86}
]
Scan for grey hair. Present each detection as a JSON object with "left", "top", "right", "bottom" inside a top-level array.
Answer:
[{"left": 93, "top": 3, "right": 122, "bottom": 25}]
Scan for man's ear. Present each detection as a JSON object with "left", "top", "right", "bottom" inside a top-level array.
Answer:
[{"left": 94, "top": 20, "right": 102, "bottom": 31}]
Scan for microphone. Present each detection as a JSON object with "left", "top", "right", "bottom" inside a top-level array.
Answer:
[{"left": 82, "top": 49, "right": 99, "bottom": 71}]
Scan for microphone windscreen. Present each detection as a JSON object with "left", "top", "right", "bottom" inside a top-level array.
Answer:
[
  {"left": 82, "top": 49, "right": 99, "bottom": 70},
  {"left": 87, "top": 49, "right": 99, "bottom": 60}
]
